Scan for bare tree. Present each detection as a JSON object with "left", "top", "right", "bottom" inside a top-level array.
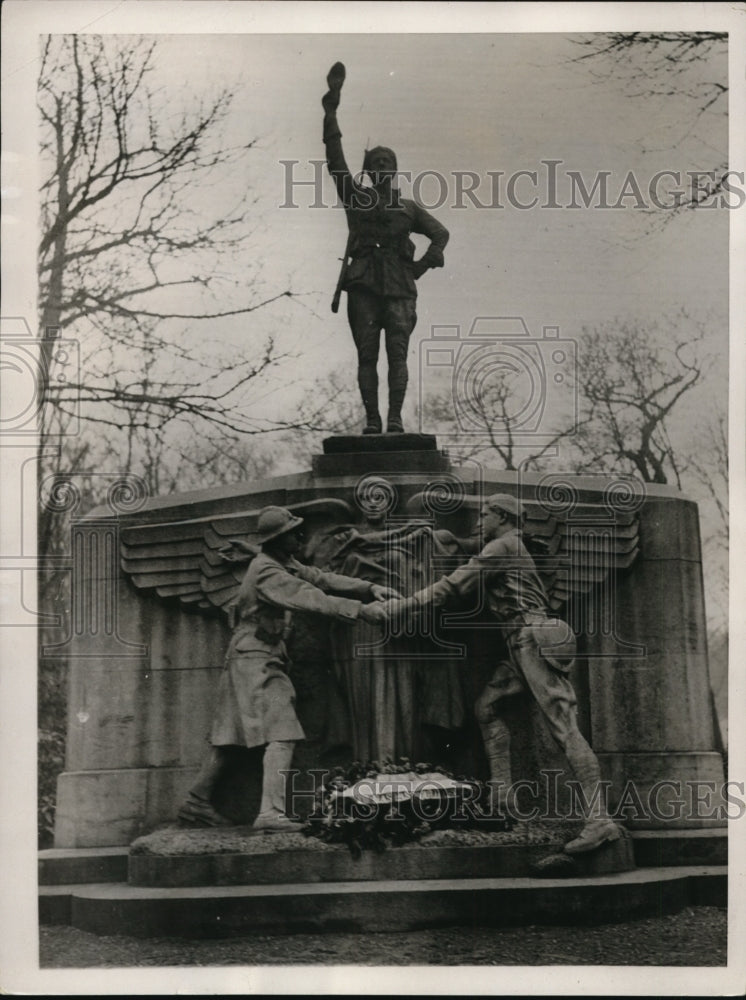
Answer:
[
  {"left": 38, "top": 34, "right": 308, "bottom": 446},
  {"left": 420, "top": 366, "right": 578, "bottom": 472},
  {"left": 686, "top": 410, "right": 728, "bottom": 548},
  {"left": 684, "top": 410, "right": 728, "bottom": 631},
  {"left": 419, "top": 313, "right": 709, "bottom": 488},
  {"left": 571, "top": 32, "right": 728, "bottom": 216},
  {"left": 570, "top": 317, "right": 707, "bottom": 487}
]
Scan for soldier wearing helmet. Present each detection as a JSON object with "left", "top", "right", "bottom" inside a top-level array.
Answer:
[
  {"left": 179, "top": 505, "right": 398, "bottom": 832},
  {"left": 380, "top": 493, "right": 622, "bottom": 855},
  {"left": 322, "top": 62, "right": 449, "bottom": 435}
]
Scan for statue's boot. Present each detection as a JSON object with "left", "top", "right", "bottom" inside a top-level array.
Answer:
[
  {"left": 253, "top": 740, "right": 303, "bottom": 834},
  {"left": 480, "top": 719, "right": 514, "bottom": 827},
  {"left": 177, "top": 747, "right": 232, "bottom": 826},
  {"left": 386, "top": 371, "right": 407, "bottom": 434},
  {"left": 562, "top": 729, "right": 621, "bottom": 854},
  {"left": 359, "top": 367, "right": 382, "bottom": 434},
  {"left": 178, "top": 792, "right": 232, "bottom": 827},
  {"left": 564, "top": 819, "right": 621, "bottom": 854}
]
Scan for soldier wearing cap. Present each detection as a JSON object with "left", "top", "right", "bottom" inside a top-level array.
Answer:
[
  {"left": 380, "top": 493, "right": 621, "bottom": 854},
  {"left": 179, "top": 505, "right": 397, "bottom": 832},
  {"left": 322, "top": 62, "right": 449, "bottom": 434}
]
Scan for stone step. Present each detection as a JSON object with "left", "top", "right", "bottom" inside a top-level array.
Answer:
[
  {"left": 127, "top": 825, "right": 635, "bottom": 888},
  {"left": 39, "top": 866, "right": 726, "bottom": 938},
  {"left": 37, "top": 828, "right": 726, "bottom": 887},
  {"left": 630, "top": 828, "right": 727, "bottom": 867},
  {"left": 38, "top": 846, "right": 128, "bottom": 885}
]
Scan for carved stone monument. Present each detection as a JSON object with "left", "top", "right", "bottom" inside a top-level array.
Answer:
[
  {"left": 51, "top": 435, "right": 725, "bottom": 847},
  {"left": 38, "top": 433, "right": 727, "bottom": 936}
]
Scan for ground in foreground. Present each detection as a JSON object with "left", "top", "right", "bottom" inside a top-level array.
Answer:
[{"left": 40, "top": 906, "right": 726, "bottom": 967}]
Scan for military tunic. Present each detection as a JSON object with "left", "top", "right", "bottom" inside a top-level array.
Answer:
[
  {"left": 323, "top": 110, "right": 449, "bottom": 301},
  {"left": 322, "top": 107, "right": 450, "bottom": 429},
  {"left": 411, "top": 529, "right": 579, "bottom": 745},
  {"left": 211, "top": 552, "right": 375, "bottom": 749}
]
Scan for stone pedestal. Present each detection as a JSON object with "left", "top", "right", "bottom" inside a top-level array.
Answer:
[{"left": 312, "top": 433, "right": 449, "bottom": 476}]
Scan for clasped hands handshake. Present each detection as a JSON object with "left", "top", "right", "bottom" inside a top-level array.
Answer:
[{"left": 357, "top": 584, "right": 421, "bottom": 627}]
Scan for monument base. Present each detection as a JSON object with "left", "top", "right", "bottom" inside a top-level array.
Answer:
[
  {"left": 38, "top": 827, "right": 725, "bottom": 937},
  {"left": 312, "top": 433, "right": 449, "bottom": 476},
  {"left": 127, "top": 821, "right": 635, "bottom": 887}
]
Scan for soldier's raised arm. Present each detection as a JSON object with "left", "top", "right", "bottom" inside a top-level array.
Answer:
[{"left": 322, "top": 61, "right": 368, "bottom": 208}]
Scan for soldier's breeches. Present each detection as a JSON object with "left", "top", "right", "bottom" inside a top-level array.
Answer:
[
  {"left": 509, "top": 628, "right": 608, "bottom": 818},
  {"left": 347, "top": 290, "right": 417, "bottom": 421}
]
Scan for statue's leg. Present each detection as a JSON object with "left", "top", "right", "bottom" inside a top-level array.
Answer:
[
  {"left": 348, "top": 290, "right": 382, "bottom": 433},
  {"left": 178, "top": 746, "right": 233, "bottom": 826},
  {"left": 253, "top": 740, "right": 302, "bottom": 833},
  {"left": 510, "top": 629, "right": 621, "bottom": 853},
  {"left": 474, "top": 662, "right": 524, "bottom": 814},
  {"left": 383, "top": 298, "right": 417, "bottom": 433}
]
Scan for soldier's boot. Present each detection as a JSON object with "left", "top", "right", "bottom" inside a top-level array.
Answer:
[
  {"left": 480, "top": 720, "right": 514, "bottom": 828},
  {"left": 177, "top": 748, "right": 232, "bottom": 826},
  {"left": 562, "top": 730, "right": 621, "bottom": 854},
  {"left": 359, "top": 368, "right": 382, "bottom": 434},
  {"left": 253, "top": 740, "right": 303, "bottom": 834},
  {"left": 178, "top": 792, "right": 232, "bottom": 827},
  {"left": 564, "top": 819, "right": 621, "bottom": 854},
  {"left": 386, "top": 370, "right": 407, "bottom": 434}
]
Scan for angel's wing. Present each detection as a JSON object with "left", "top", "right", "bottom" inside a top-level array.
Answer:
[
  {"left": 120, "top": 498, "right": 354, "bottom": 615},
  {"left": 406, "top": 491, "right": 639, "bottom": 611}
]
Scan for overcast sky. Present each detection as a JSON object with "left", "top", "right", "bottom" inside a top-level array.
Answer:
[{"left": 143, "top": 30, "right": 728, "bottom": 379}]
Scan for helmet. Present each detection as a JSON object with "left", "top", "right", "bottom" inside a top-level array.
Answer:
[
  {"left": 256, "top": 506, "right": 304, "bottom": 544},
  {"left": 363, "top": 145, "right": 398, "bottom": 174},
  {"left": 485, "top": 493, "right": 525, "bottom": 522}
]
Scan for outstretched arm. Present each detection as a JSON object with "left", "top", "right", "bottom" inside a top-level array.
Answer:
[
  {"left": 322, "top": 62, "right": 365, "bottom": 208},
  {"left": 291, "top": 558, "right": 401, "bottom": 601},
  {"left": 381, "top": 539, "right": 505, "bottom": 616}
]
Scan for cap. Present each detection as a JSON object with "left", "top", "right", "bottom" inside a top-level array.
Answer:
[
  {"left": 485, "top": 493, "right": 525, "bottom": 521},
  {"left": 363, "top": 145, "right": 398, "bottom": 173},
  {"left": 256, "top": 506, "right": 304, "bottom": 544}
]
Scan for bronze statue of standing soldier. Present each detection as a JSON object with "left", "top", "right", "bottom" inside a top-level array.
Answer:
[{"left": 322, "top": 62, "right": 450, "bottom": 434}]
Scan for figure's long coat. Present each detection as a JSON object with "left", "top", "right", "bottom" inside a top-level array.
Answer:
[{"left": 211, "top": 552, "right": 373, "bottom": 748}]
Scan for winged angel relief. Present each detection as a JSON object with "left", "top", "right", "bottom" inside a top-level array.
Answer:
[{"left": 120, "top": 490, "right": 639, "bottom": 768}]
